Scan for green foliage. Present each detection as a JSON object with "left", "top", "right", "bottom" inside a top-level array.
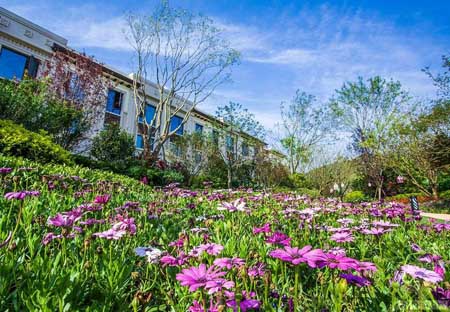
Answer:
[
  {"left": 386, "top": 193, "right": 424, "bottom": 201},
  {"left": 297, "top": 188, "right": 320, "bottom": 198},
  {"left": 0, "top": 120, "right": 72, "bottom": 164},
  {"left": 439, "top": 190, "right": 450, "bottom": 200},
  {"left": 0, "top": 77, "right": 88, "bottom": 150},
  {"left": 90, "top": 123, "right": 135, "bottom": 169},
  {"left": 343, "top": 190, "right": 368, "bottom": 203}
]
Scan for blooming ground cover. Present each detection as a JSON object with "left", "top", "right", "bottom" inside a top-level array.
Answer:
[{"left": 0, "top": 156, "right": 449, "bottom": 311}]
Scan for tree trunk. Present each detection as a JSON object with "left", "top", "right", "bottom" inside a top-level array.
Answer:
[{"left": 227, "top": 167, "right": 232, "bottom": 189}]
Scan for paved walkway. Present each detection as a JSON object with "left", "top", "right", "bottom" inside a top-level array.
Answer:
[{"left": 421, "top": 212, "right": 450, "bottom": 221}]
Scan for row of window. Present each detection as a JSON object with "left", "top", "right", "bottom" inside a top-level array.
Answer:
[{"left": 0, "top": 46, "right": 251, "bottom": 155}]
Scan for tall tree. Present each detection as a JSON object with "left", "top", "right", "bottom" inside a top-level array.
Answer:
[
  {"left": 329, "top": 76, "right": 410, "bottom": 200},
  {"left": 125, "top": 1, "right": 239, "bottom": 162},
  {"left": 388, "top": 55, "right": 450, "bottom": 199},
  {"left": 212, "top": 102, "right": 266, "bottom": 188},
  {"left": 276, "top": 90, "right": 329, "bottom": 174}
]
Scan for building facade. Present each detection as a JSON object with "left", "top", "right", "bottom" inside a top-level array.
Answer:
[{"left": 0, "top": 7, "right": 270, "bottom": 163}]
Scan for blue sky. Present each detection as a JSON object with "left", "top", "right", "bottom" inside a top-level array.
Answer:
[{"left": 2, "top": 0, "right": 450, "bottom": 131}]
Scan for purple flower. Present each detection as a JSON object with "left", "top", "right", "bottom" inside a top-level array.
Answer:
[
  {"left": 411, "top": 243, "right": 422, "bottom": 252},
  {"left": 112, "top": 215, "right": 136, "bottom": 235},
  {"left": 79, "top": 218, "right": 105, "bottom": 226},
  {"left": 253, "top": 223, "right": 271, "bottom": 234},
  {"left": 225, "top": 291, "right": 261, "bottom": 312},
  {"left": 47, "top": 213, "right": 81, "bottom": 228},
  {"left": 4, "top": 190, "right": 40, "bottom": 200},
  {"left": 317, "top": 253, "right": 359, "bottom": 271},
  {"left": 340, "top": 273, "right": 371, "bottom": 287},
  {"left": 432, "top": 287, "right": 450, "bottom": 307},
  {"left": 270, "top": 245, "right": 326, "bottom": 267},
  {"left": 93, "top": 228, "right": 126, "bottom": 240},
  {"left": 160, "top": 252, "right": 188, "bottom": 267},
  {"left": 94, "top": 194, "right": 110, "bottom": 205},
  {"left": 265, "top": 232, "right": 291, "bottom": 246},
  {"left": 419, "top": 254, "right": 442, "bottom": 264},
  {"left": 330, "top": 231, "right": 354, "bottom": 243},
  {"left": 189, "top": 243, "right": 224, "bottom": 257},
  {"left": 205, "top": 278, "right": 235, "bottom": 294},
  {"left": 0, "top": 168, "right": 12, "bottom": 174},
  {"left": 217, "top": 199, "right": 248, "bottom": 212},
  {"left": 213, "top": 257, "right": 245, "bottom": 270},
  {"left": 400, "top": 265, "right": 443, "bottom": 283},
  {"left": 42, "top": 232, "right": 63, "bottom": 245},
  {"left": 248, "top": 263, "right": 266, "bottom": 277},
  {"left": 176, "top": 264, "right": 226, "bottom": 292},
  {"left": 360, "top": 227, "right": 391, "bottom": 236}
]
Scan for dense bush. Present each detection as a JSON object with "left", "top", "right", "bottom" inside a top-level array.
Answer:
[
  {"left": 297, "top": 187, "right": 321, "bottom": 198},
  {"left": 343, "top": 190, "right": 367, "bottom": 203},
  {"left": 90, "top": 123, "right": 135, "bottom": 170},
  {"left": 439, "top": 190, "right": 450, "bottom": 200},
  {"left": 0, "top": 120, "right": 72, "bottom": 164},
  {"left": 0, "top": 77, "right": 88, "bottom": 150}
]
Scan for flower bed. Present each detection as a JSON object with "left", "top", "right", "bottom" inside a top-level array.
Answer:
[{"left": 0, "top": 157, "right": 449, "bottom": 311}]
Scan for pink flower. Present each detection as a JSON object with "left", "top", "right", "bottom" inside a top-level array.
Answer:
[
  {"left": 360, "top": 227, "right": 391, "bottom": 236},
  {"left": 225, "top": 291, "right": 261, "bottom": 312},
  {"left": 176, "top": 264, "right": 226, "bottom": 292},
  {"left": 213, "top": 257, "right": 245, "bottom": 270},
  {"left": 265, "top": 232, "right": 291, "bottom": 246},
  {"left": 205, "top": 278, "right": 235, "bottom": 294},
  {"left": 330, "top": 231, "right": 354, "bottom": 243},
  {"left": 253, "top": 223, "right": 271, "bottom": 234},
  {"left": 190, "top": 243, "right": 224, "bottom": 257},
  {"left": 270, "top": 245, "right": 326, "bottom": 267},
  {"left": 401, "top": 265, "right": 443, "bottom": 283},
  {"left": 160, "top": 253, "right": 188, "bottom": 267},
  {"left": 217, "top": 199, "right": 248, "bottom": 212},
  {"left": 248, "top": 263, "right": 266, "bottom": 277},
  {"left": 317, "top": 253, "right": 359, "bottom": 270},
  {"left": 93, "top": 228, "right": 126, "bottom": 240},
  {"left": 112, "top": 215, "right": 136, "bottom": 235},
  {"left": 42, "top": 232, "right": 63, "bottom": 245},
  {"left": 94, "top": 194, "right": 110, "bottom": 205},
  {"left": 4, "top": 190, "right": 40, "bottom": 200}
]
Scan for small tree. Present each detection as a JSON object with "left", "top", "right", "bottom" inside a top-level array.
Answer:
[
  {"left": 329, "top": 76, "right": 410, "bottom": 200},
  {"left": 90, "top": 123, "right": 135, "bottom": 170},
  {"left": 211, "top": 102, "right": 266, "bottom": 188},
  {"left": 275, "top": 90, "right": 330, "bottom": 174},
  {"left": 165, "top": 131, "right": 209, "bottom": 185},
  {"left": 41, "top": 50, "right": 112, "bottom": 150},
  {"left": 125, "top": 1, "right": 239, "bottom": 162}
]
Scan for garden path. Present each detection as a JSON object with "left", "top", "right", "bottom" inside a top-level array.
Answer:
[{"left": 421, "top": 212, "right": 450, "bottom": 221}]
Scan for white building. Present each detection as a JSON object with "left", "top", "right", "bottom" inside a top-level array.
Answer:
[{"left": 0, "top": 7, "right": 275, "bottom": 163}]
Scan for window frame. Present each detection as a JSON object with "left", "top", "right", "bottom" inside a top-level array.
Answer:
[
  {"left": 106, "top": 88, "right": 124, "bottom": 116},
  {"left": 0, "top": 46, "right": 38, "bottom": 80}
]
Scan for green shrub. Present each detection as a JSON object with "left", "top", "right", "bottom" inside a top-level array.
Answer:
[
  {"left": 0, "top": 77, "right": 88, "bottom": 150},
  {"left": 90, "top": 124, "right": 135, "bottom": 166},
  {"left": 439, "top": 190, "right": 450, "bottom": 200},
  {"left": 344, "top": 190, "right": 367, "bottom": 203},
  {"left": 387, "top": 193, "right": 423, "bottom": 201},
  {"left": 0, "top": 120, "right": 72, "bottom": 164},
  {"left": 297, "top": 188, "right": 321, "bottom": 198}
]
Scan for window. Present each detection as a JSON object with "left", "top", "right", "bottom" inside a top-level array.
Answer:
[
  {"left": 135, "top": 134, "right": 154, "bottom": 150},
  {"left": 136, "top": 134, "right": 144, "bottom": 149},
  {"left": 138, "top": 104, "right": 156, "bottom": 124},
  {"left": 242, "top": 142, "right": 249, "bottom": 156},
  {"left": 106, "top": 89, "right": 123, "bottom": 115},
  {"left": 195, "top": 123, "right": 204, "bottom": 133},
  {"left": 194, "top": 152, "right": 202, "bottom": 163},
  {"left": 170, "top": 115, "right": 184, "bottom": 135},
  {"left": 0, "top": 47, "right": 39, "bottom": 80}
]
